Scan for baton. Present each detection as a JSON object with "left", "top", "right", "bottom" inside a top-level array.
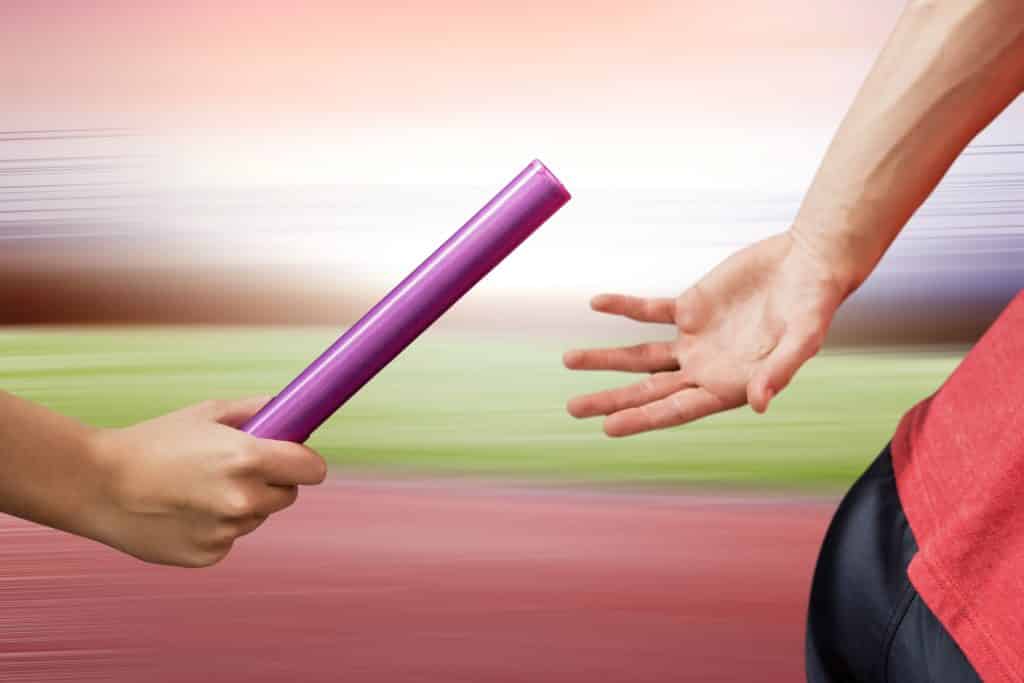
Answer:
[{"left": 241, "top": 159, "right": 571, "bottom": 442}]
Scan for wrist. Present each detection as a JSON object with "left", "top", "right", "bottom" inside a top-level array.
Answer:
[
  {"left": 787, "top": 220, "right": 873, "bottom": 300},
  {"left": 0, "top": 420, "right": 114, "bottom": 542},
  {"left": 66, "top": 427, "right": 123, "bottom": 544}
]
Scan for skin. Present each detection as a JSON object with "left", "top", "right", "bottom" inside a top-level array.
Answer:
[
  {"left": 3, "top": 0, "right": 1022, "bottom": 567},
  {"left": 566, "top": 0, "right": 1024, "bottom": 437},
  {"left": 0, "top": 392, "right": 326, "bottom": 567}
]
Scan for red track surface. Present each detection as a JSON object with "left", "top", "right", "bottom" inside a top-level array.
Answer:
[{"left": 1, "top": 479, "right": 834, "bottom": 682}]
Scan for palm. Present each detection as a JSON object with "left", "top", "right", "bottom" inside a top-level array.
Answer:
[{"left": 565, "top": 233, "right": 843, "bottom": 437}]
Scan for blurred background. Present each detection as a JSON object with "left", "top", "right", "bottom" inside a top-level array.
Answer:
[{"left": 1, "top": 1, "right": 1021, "bottom": 681}]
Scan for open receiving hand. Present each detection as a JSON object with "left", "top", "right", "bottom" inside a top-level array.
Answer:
[
  {"left": 564, "top": 231, "right": 847, "bottom": 437},
  {"left": 85, "top": 397, "right": 327, "bottom": 567}
]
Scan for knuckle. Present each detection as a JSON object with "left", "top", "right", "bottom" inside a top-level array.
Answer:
[
  {"left": 676, "top": 286, "right": 704, "bottom": 325},
  {"left": 674, "top": 293, "right": 688, "bottom": 319},
  {"left": 578, "top": 397, "right": 597, "bottom": 416},
  {"left": 186, "top": 524, "right": 237, "bottom": 565},
  {"left": 281, "top": 485, "right": 300, "bottom": 507},
  {"left": 208, "top": 522, "right": 241, "bottom": 546},
  {"left": 285, "top": 445, "right": 328, "bottom": 484},
  {"left": 630, "top": 344, "right": 651, "bottom": 360},
  {"left": 218, "top": 488, "right": 256, "bottom": 519},
  {"left": 180, "top": 546, "right": 230, "bottom": 568},
  {"left": 674, "top": 354, "right": 688, "bottom": 380},
  {"left": 227, "top": 445, "right": 262, "bottom": 473},
  {"left": 670, "top": 394, "right": 687, "bottom": 419},
  {"left": 200, "top": 546, "right": 232, "bottom": 568},
  {"left": 178, "top": 555, "right": 210, "bottom": 569}
]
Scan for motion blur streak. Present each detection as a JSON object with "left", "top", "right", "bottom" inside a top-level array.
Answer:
[
  {"left": 0, "top": 480, "right": 830, "bottom": 682},
  {"left": 1, "top": 1, "right": 1021, "bottom": 680},
  {"left": 3, "top": 129, "right": 1024, "bottom": 342}
]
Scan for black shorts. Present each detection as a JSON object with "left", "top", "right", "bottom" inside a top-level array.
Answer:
[{"left": 806, "top": 445, "right": 981, "bottom": 682}]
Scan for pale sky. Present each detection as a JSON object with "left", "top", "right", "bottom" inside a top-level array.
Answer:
[
  {"left": 2, "top": 0, "right": 1022, "bottom": 298},
  {"left": 2, "top": 0, "right": 908, "bottom": 189}
]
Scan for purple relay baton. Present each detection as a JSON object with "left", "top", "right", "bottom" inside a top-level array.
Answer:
[{"left": 241, "top": 160, "right": 571, "bottom": 443}]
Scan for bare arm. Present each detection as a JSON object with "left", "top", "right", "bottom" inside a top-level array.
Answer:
[
  {"left": 0, "top": 391, "right": 327, "bottom": 566},
  {"left": 566, "top": 0, "right": 1024, "bottom": 436},
  {"left": 795, "top": 0, "right": 1024, "bottom": 295}
]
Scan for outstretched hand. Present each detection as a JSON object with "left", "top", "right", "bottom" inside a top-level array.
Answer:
[{"left": 564, "top": 231, "right": 846, "bottom": 437}]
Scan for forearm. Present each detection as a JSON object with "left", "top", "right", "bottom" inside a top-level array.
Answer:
[
  {"left": 0, "top": 389, "right": 325, "bottom": 566},
  {"left": 0, "top": 391, "right": 107, "bottom": 537},
  {"left": 793, "top": 0, "right": 1024, "bottom": 295}
]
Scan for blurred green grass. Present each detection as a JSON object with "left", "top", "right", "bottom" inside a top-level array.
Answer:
[{"left": 0, "top": 327, "right": 963, "bottom": 491}]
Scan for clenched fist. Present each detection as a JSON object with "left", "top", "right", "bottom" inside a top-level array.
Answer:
[
  {"left": 86, "top": 397, "right": 327, "bottom": 567},
  {"left": 0, "top": 392, "right": 326, "bottom": 569}
]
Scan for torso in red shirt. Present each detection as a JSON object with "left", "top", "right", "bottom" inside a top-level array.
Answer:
[{"left": 893, "top": 291, "right": 1024, "bottom": 682}]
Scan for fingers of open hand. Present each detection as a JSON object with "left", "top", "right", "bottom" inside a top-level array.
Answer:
[
  {"left": 563, "top": 342, "right": 678, "bottom": 373},
  {"left": 675, "top": 285, "right": 712, "bottom": 334},
  {"left": 567, "top": 371, "right": 690, "bottom": 418},
  {"left": 603, "top": 387, "right": 727, "bottom": 437},
  {"left": 590, "top": 293, "right": 675, "bottom": 323},
  {"left": 747, "top": 325, "right": 825, "bottom": 413}
]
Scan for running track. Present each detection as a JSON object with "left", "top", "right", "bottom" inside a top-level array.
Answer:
[{"left": 1, "top": 479, "right": 834, "bottom": 682}]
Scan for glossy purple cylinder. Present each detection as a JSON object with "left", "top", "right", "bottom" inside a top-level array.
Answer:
[{"left": 241, "top": 160, "right": 571, "bottom": 442}]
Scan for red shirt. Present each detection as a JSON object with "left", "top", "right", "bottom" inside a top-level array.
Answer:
[{"left": 893, "top": 291, "right": 1024, "bottom": 683}]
